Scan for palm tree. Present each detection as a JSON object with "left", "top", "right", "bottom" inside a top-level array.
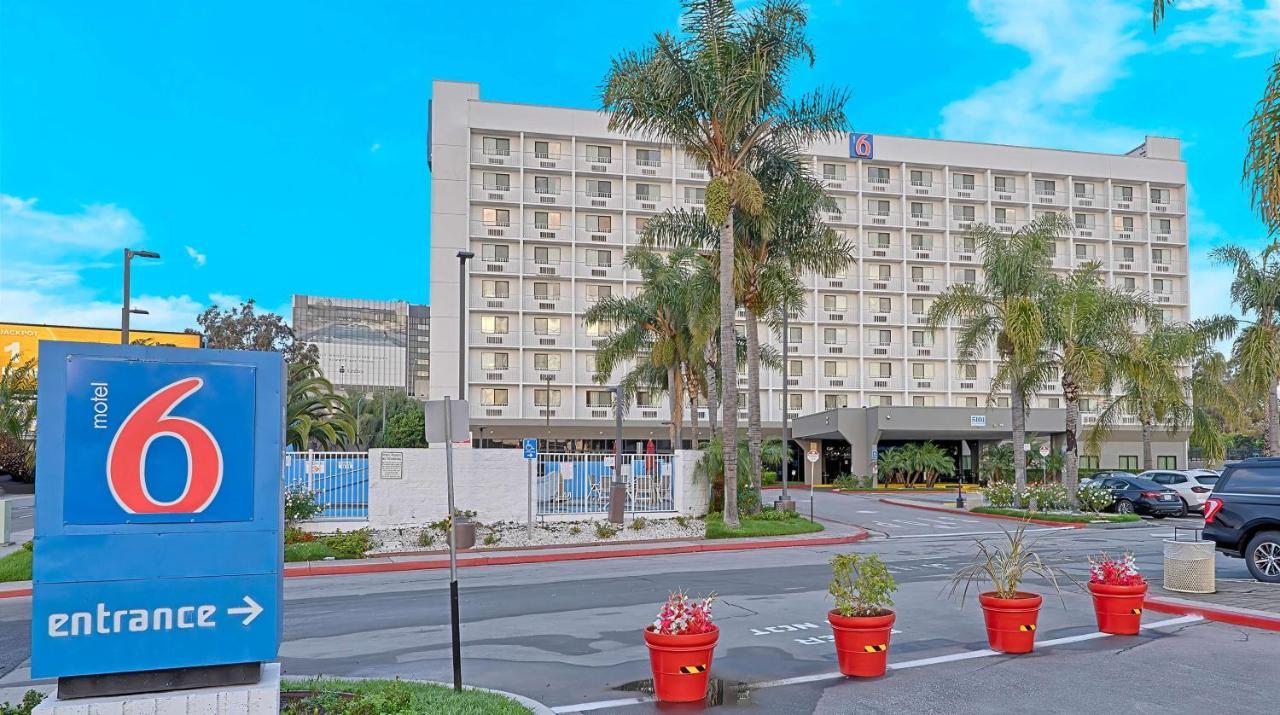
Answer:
[
  {"left": 928, "top": 214, "right": 1071, "bottom": 505},
  {"left": 1189, "top": 350, "right": 1244, "bottom": 467},
  {"left": 0, "top": 356, "right": 37, "bottom": 482},
  {"left": 287, "top": 362, "right": 357, "bottom": 451},
  {"left": 583, "top": 246, "right": 708, "bottom": 446},
  {"left": 1213, "top": 241, "right": 1280, "bottom": 455},
  {"left": 979, "top": 442, "right": 1015, "bottom": 485},
  {"left": 603, "top": 0, "right": 848, "bottom": 526},
  {"left": 915, "top": 442, "right": 956, "bottom": 489},
  {"left": 1041, "top": 264, "right": 1156, "bottom": 505}
]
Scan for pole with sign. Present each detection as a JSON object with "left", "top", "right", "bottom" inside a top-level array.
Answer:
[
  {"left": 523, "top": 438, "right": 538, "bottom": 538},
  {"left": 806, "top": 445, "right": 819, "bottom": 523},
  {"left": 426, "top": 397, "right": 470, "bottom": 693}
]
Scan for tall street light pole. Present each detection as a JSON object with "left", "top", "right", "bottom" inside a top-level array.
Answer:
[
  {"left": 607, "top": 385, "right": 626, "bottom": 525},
  {"left": 121, "top": 249, "right": 160, "bottom": 344},
  {"left": 544, "top": 374, "right": 553, "bottom": 448},
  {"left": 449, "top": 249, "right": 473, "bottom": 693},
  {"left": 456, "top": 251, "right": 474, "bottom": 404},
  {"left": 776, "top": 301, "right": 795, "bottom": 512}
]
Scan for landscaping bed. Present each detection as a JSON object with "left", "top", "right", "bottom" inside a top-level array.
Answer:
[
  {"left": 704, "top": 510, "right": 824, "bottom": 539},
  {"left": 368, "top": 515, "right": 704, "bottom": 555},
  {"left": 970, "top": 507, "right": 1141, "bottom": 524},
  {"left": 281, "top": 678, "right": 530, "bottom": 714},
  {"left": 0, "top": 543, "right": 32, "bottom": 583}
]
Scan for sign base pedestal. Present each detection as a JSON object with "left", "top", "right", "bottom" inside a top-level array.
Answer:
[{"left": 35, "top": 663, "right": 280, "bottom": 714}]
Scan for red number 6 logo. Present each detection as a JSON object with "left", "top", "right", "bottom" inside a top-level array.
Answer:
[
  {"left": 854, "top": 134, "right": 872, "bottom": 158},
  {"left": 107, "top": 378, "right": 223, "bottom": 514}
]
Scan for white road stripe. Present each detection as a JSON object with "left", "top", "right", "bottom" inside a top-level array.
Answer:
[
  {"left": 888, "top": 527, "right": 1075, "bottom": 539},
  {"left": 551, "top": 615, "right": 1203, "bottom": 712}
]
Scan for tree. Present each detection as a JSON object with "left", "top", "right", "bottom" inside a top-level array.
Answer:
[
  {"left": 1212, "top": 242, "right": 1280, "bottom": 455},
  {"left": 191, "top": 299, "right": 318, "bottom": 366},
  {"left": 287, "top": 362, "right": 356, "bottom": 451},
  {"left": 1041, "top": 264, "right": 1155, "bottom": 505},
  {"left": 979, "top": 442, "right": 1015, "bottom": 485},
  {"left": 1189, "top": 350, "right": 1244, "bottom": 467},
  {"left": 351, "top": 389, "right": 422, "bottom": 449},
  {"left": 381, "top": 407, "right": 427, "bottom": 448},
  {"left": 914, "top": 441, "right": 956, "bottom": 489},
  {"left": 0, "top": 356, "right": 37, "bottom": 482},
  {"left": 602, "top": 0, "right": 848, "bottom": 527},
  {"left": 928, "top": 214, "right": 1071, "bottom": 505}
]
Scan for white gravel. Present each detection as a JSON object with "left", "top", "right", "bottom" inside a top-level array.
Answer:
[{"left": 368, "top": 515, "right": 705, "bottom": 554}]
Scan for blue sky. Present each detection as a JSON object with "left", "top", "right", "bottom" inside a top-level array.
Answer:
[{"left": 1, "top": 0, "right": 1276, "bottom": 332}]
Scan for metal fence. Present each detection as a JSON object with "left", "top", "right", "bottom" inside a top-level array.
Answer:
[
  {"left": 536, "top": 453, "right": 676, "bottom": 515},
  {"left": 283, "top": 451, "right": 369, "bottom": 520}
]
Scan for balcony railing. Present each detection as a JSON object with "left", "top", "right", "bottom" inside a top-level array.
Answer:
[
  {"left": 863, "top": 241, "right": 900, "bottom": 259},
  {"left": 472, "top": 146, "right": 518, "bottom": 167},
  {"left": 527, "top": 187, "right": 571, "bottom": 206},
  {"left": 906, "top": 180, "right": 945, "bottom": 198},
  {"left": 526, "top": 222, "right": 570, "bottom": 241},
  {"left": 863, "top": 276, "right": 903, "bottom": 292},
  {"left": 525, "top": 293, "right": 569, "bottom": 312},
  {"left": 864, "top": 177, "right": 901, "bottom": 194},
  {"left": 524, "top": 151, "right": 569, "bottom": 171},
  {"left": 472, "top": 220, "right": 515, "bottom": 238},
  {"left": 949, "top": 184, "right": 987, "bottom": 201},
  {"left": 990, "top": 186, "right": 1027, "bottom": 202},
  {"left": 1033, "top": 188, "right": 1068, "bottom": 206},
  {"left": 1111, "top": 195, "right": 1147, "bottom": 212},
  {"left": 1072, "top": 192, "right": 1106, "bottom": 209},
  {"left": 578, "top": 190, "right": 622, "bottom": 210},
  {"left": 471, "top": 183, "right": 518, "bottom": 202},
  {"left": 907, "top": 212, "right": 943, "bottom": 230},
  {"left": 577, "top": 154, "right": 620, "bottom": 174}
]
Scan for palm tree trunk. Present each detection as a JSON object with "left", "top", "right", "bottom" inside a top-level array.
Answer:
[
  {"left": 719, "top": 213, "right": 740, "bottom": 528},
  {"left": 745, "top": 308, "right": 763, "bottom": 514},
  {"left": 667, "top": 365, "right": 683, "bottom": 449},
  {"left": 688, "top": 375, "right": 700, "bottom": 451},
  {"left": 1268, "top": 375, "right": 1280, "bottom": 457},
  {"left": 1011, "top": 373, "right": 1028, "bottom": 508},
  {"left": 1142, "top": 414, "right": 1155, "bottom": 471},
  {"left": 707, "top": 360, "right": 720, "bottom": 441},
  {"left": 1063, "top": 376, "right": 1080, "bottom": 509}
]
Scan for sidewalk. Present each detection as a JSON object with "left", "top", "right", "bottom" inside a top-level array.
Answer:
[{"left": 1145, "top": 579, "right": 1280, "bottom": 631}]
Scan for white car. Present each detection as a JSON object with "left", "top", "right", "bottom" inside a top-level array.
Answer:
[{"left": 1138, "top": 470, "right": 1218, "bottom": 514}]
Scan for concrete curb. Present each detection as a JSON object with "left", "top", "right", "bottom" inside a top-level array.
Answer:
[
  {"left": 1144, "top": 594, "right": 1280, "bottom": 632},
  {"left": 0, "top": 586, "right": 30, "bottom": 599},
  {"left": 877, "top": 497, "right": 1088, "bottom": 529}
]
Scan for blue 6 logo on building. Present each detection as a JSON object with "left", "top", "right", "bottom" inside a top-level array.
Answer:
[
  {"left": 849, "top": 133, "right": 874, "bottom": 160},
  {"left": 64, "top": 357, "right": 257, "bottom": 524}
]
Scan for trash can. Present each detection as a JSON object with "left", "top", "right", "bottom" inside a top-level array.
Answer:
[
  {"left": 450, "top": 518, "right": 476, "bottom": 550},
  {"left": 1163, "top": 527, "right": 1215, "bottom": 594}
]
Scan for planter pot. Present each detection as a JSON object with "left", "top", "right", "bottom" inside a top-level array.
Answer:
[
  {"left": 978, "top": 592, "right": 1042, "bottom": 653},
  {"left": 1087, "top": 582, "right": 1148, "bottom": 635},
  {"left": 643, "top": 625, "right": 719, "bottom": 703},
  {"left": 827, "top": 610, "right": 896, "bottom": 677}
]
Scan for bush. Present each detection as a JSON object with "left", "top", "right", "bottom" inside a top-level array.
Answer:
[
  {"left": 833, "top": 474, "right": 857, "bottom": 490},
  {"left": 982, "top": 481, "right": 1017, "bottom": 508},
  {"left": 674, "top": 515, "right": 690, "bottom": 529},
  {"left": 482, "top": 528, "right": 500, "bottom": 546},
  {"left": 829, "top": 553, "right": 896, "bottom": 617},
  {"left": 321, "top": 529, "right": 371, "bottom": 559},
  {"left": 1026, "top": 483, "right": 1070, "bottom": 511},
  {"left": 595, "top": 522, "right": 619, "bottom": 539},
  {"left": 1077, "top": 482, "right": 1114, "bottom": 513},
  {"left": 756, "top": 507, "right": 798, "bottom": 521},
  {"left": 630, "top": 517, "right": 648, "bottom": 531},
  {"left": 416, "top": 530, "right": 435, "bottom": 548},
  {"left": 761, "top": 470, "right": 779, "bottom": 486},
  {"left": 568, "top": 524, "right": 583, "bottom": 536},
  {"left": 284, "top": 486, "right": 323, "bottom": 526},
  {"left": 284, "top": 527, "right": 315, "bottom": 545},
  {"left": 0, "top": 690, "right": 45, "bottom": 715}
]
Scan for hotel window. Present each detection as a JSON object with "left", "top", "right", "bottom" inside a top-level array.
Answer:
[
  {"left": 532, "top": 282, "right": 560, "bottom": 300},
  {"left": 964, "top": 396, "right": 979, "bottom": 407},
  {"left": 534, "top": 211, "right": 561, "bottom": 229},
  {"left": 483, "top": 172, "right": 511, "bottom": 191},
  {"left": 870, "top": 231, "right": 891, "bottom": 248},
  {"left": 586, "top": 249, "right": 612, "bottom": 267},
  {"left": 1155, "top": 218, "right": 1172, "bottom": 234},
  {"left": 482, "top": 208, "right": 510, "bottom": 227},
  {"left": 994, "top": 207, "right": 1012, "bottom": 224},
  {"left": 481, "top": 280, "right": 509, "bottom": 299},
  {"left": 869, "top": 360, "right": 892, "bottom": 378},
  {"left": 481, "top": 352, "right": 509, "bottom": 370},
  {"left": 1152, "top": 248, "right": 1168, "bottom": 265},
  {"left": 1046, "top": 398, "right": 1061, "bottom": 409},
  {"left": 958, "top": 364, "right": 978, "bottom": 380},
  {"left": 1114, "top": 215, "right": 1135, "bottom": 232},
  {"left": 533, "top": 140, "right": 560, "bottom": 159},
  {"left": 875, "top": 329, "right": 892, "bottom": 346},
  {"left": 1121, "top": 276, "right": 1137, "bottom": 291},
  {"left": 829, "top": 197, "right": 847, "bottom": 215},
  {"left": 586, "top": 284, "right": 612, "bottom": 303},
  {"left": 533, "top": 353, "right": 562, "bottom": 371},
  {"left": 996, "top": 396, "right": 1010, "bottom": 408},
  {"left": 867, "top": 166, "right": 890, "bottom": 184},
  {"left": 911, "top": 265, "right": 931, "bottom": 282},
  {"left": 912, "top": 396, "right": 935, "bottom": 407},
  {"left": 1151, "top": 187, "right": 1168, "bottom": 205},
  {"left": 534, "top": 175, "right": 560, "bottom": 195},
  {"left": 788, "top": 326, "right": 803, "bottom": 343},
  {"left": 825, "top": 394, "right": 848, "bottom": 409},
  {"left": 482, "top": 136, "right": 510, "bottom": 156},
  {"left": 584, "top": 354, "right": 597, "bottom": 373},
  {"left": 911, "top": 234, "right": 932, "bottom": 250},
  {"left": 1115, "top": 185, "right": 1134, "bottom": 202},
  {"left": 633, "top": 390, "right": 660, "bottom": 408},
  {"left": 957, "top": 236, "right": 976, "bottom": 253},
  {"left": 823, "top": 327, "right": 847, "bottom": 345},
  {"left": 585, "top": 320, "right": 613, "bottom": 337},
  {"left": 585, "top": 145, "right": 612, "bottom": 164},
  {"left": 824, "top": 360, "right": 848, "bottom": 377},
  {"left": 781, "top": 393, "right": 804, "bottom": 410},
  {"left": 1120, "top": 246, "right": 1135, "bottom": 262},
  {"left": 533, "top": 246, "right": 560, "bottom": 264},
  {"left": 534, "top": 389, "right": 562, "bottom": 407},
  {"left": 823, "top": 294, "right": 848, "bottom": 312},
  {"left": 1119, "top": 455, "right": 1139, "bottom": 471},
  {"left": 586, "top": 179, "right": 612, "bottom": 198},
  {"left": 635, "top": 148, "right": 661, "bottom": 167},
  {"left": 480, "top": 316, "right": 509, "bottom": 334},
  {"left": 911, "top": 298, "right": 926, "bottom": 316},
  {"left": 952, "top": 173, "right": 975, "bottom": 190},
  {"left": 994, "top": 175, "right": 1015, "bottom": 193},
  {"left": 1081, "top": 455, "right": 1100, "bottom": 470},
  {"left": 1075, "top": 244, "right": 1089, "bottom": 259},
  {"left": 635, "top": 183, "right": 659, "bottom": 201},
  {"left": 953, "top": 204, "right": 976, "bottom": 221},
  {"left": 910, "top": 202, "right": 932, "bottom": 218},
  {"left": 1035, "top": 209, "right": 1061, "bottom": 221},
  {"left": 481, "top": 388, "right": 509, "bottom": 406},
  {"left": 585, "top": 214, "right": 612, "bottom": 233},
  {"left": 959, "top": 269, "right": 977, "bottom": 284},
  {"left": 872, "top": 394, "right": 894, "bottom": 406},
  {"left": 1074, "top": 212, "right": 1091, "bottom": 229},
  {"left": 876, "top": 264, "right": 892, "bottom": 280},
  {"left": 823, "top": 163, "right": 847, "bottom": 181},
  {"left": 1158, "top": 455, "right": 1177, "bottom": 469},
  {"left": 535, "top": 318, "right": 565, "bottom": 335},
  {"left": 1074, "top": 181, "right": 1095, "bottom": 198},
  {"left": 788, "top": 359, "right": 804, "bottom": 376},
  {"left": 1034, "top": 179, "right": 1056, "bottom": 196},
  {"left": 910, "top": 169, "right": 932, "bottom": 187},
  {"left": 911, "top": 330, "right": 931, "bottom": 347},
  {"left": 685, "top": 186, "right": 706, "bottom": 204},
  {"left": 872, "top": 297, "right": 892, "bottom": 313},
  {"left": 1153, "top": 278, "right": 1171, "bottom": 294},
  {"left": 481, "top": 243, "right": 509, "bottom": 262},
  {"left": 585, "top": 390, "right": 614, "bottom": 408},
  {"left": 867, "top": 199, "right": 890, "bottom": 217}
]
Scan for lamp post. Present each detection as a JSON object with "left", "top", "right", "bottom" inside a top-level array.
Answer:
[
  {"left": 121, "top": 249, "right": 160, "bottom": 344},
  {"left": 456, "top": 251, "right": 474, "bottom": 400},
  {"left": 449, "top": 250, "right": 474, "bottom": 693},
  {"left": 607, "top": 385, "right": 626, "bottom": 525},
  {"left": 775, "top": 301, "right": 795, "bottom": 512},
  {"left": 545, "top": 374, "right": 554, "bottom": 449}
]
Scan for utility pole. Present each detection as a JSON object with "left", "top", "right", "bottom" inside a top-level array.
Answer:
[
  {"left": 121, "top": 249, "right": 160, "bottom": 344},
  {"left": 776, "top": 300, "right": 795, "bottom": 512}
]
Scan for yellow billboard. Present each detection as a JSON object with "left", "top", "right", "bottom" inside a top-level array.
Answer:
[{"left": 0, "top": 322, "right": 202, "bottom": 371}]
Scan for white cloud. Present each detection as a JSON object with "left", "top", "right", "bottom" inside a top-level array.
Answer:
[
  {"left": 940, "top": 0, "right": 1148, "bottom": 152},
  {"left": 184, "top": 245, "right": 207, "bottom": 267},
  {"left": 0, "top": 288, "right": 204, "bottom": 332},
  {"left": 208, "top": 292, "right": 245, "bottom": 308},
  {"left": 1162, "top": 0, "right": 1280, "bottom": 57}
]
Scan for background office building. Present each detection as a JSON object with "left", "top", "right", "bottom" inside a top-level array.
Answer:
[
  {"left": 427, "top": 80, "right": 1190, "bottom": 466},
  {"left": 292, "top": 295, "right": 430, "bottom": 398}
]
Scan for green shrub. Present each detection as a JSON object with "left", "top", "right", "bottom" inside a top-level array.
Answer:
[
  {"left": 756, "top": 507, "right": 798, "bottom": 521},
  {"left": 630, "top": 517, "right": 647, "bottom": 531},
  {"left": 284, "top": 486, "right": 323, "bottom": 526},
  {"left": 982, "top": 482, "right": 1017, "bottom": 508},
  {"left": 1077, "top": 482, "right": 1114, "bottom": 513},
  {"left": 0, "top": 690, "right": 45, "bottom": 715},
  {"left": 482, "top": 529, "right": 500, "bottom": 546},
  {"left": 22, "top": 541, "right": 32, "bottom": 552},
  {"left": 833, "top": 474, "right": 856, "bottom": 490},
  {"left": 1027, "top": 483, "right": 1070, "bottom": 511},
  {"left": 416, "top": 530, "right": 435, "bottom": 548},
  {"left": 321, "top": 529, "right": 371, "bottom": 559},
  {"left": 761, "top": 470, "right": 779, "bottom": 486},
  {"left": 595, "top": 522, "right": 619, "bottom": 539},
  {"left": 829, "top": 553, "right": 896, "bottom": 617},
  {"left": 674, "top": 515, "right": 690, "bottom": 528},
  {"left": 568, "top": 524, "right": 583, "bottom": 536}
]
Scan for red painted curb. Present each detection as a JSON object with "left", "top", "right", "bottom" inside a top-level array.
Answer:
[
  {"left": 283, "top": 531, "right": 868, "bottom": 579},
  {"left": 1144, "top": 596, "right": 1280, "bottom": 632},
  {"left": 877, "top": 498, "right": 1087, "bottom": 529},
  {"left": 0, "top": 587, "right": 31, "bottom": 599}
]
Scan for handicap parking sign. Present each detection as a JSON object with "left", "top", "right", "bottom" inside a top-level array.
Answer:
[{"left": 522, "top": 438, "right": 538, "bottom": 460}]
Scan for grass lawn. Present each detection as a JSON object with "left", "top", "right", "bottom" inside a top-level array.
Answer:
[
  {"left": 971, "top": 507, "right": 1141, "bottom": 524},
  {"left": 282, "top": 677, "right": 530, "bottom": 714},
  {"left": 0, "top": 545, "right": 32, "bottom": 583},
  {"left": 283, "top": 542, "right": 339, "bottom": 562},
  {"left": 705, "top": 511, "right": 825, "bottom": 539}
]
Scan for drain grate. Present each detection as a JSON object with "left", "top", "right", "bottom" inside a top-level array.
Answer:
[{"left": 614, "top": 678, "right": 751, "bottom": 707}]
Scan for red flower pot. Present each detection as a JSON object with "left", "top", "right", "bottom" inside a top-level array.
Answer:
[
  {"left": 643, "top": 625, "right": 718, "bottom": 703},
  {"left": 828, "top": 610, "right": 895, "bottom": 677},
  {"left": 1088, "top": 581, "right": 1147, "bottom": 635},
  {"left": 978, "top": 592, "right": 1042, "bottom": 653}
]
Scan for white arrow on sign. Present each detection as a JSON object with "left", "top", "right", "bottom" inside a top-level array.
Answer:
[{"left": 227, "top": 595, "right": 263, "bottom": 626}]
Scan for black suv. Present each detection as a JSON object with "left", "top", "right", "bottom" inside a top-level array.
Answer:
[{"left": 1203, "top": 457, "right": 1280, "bottom": 582}]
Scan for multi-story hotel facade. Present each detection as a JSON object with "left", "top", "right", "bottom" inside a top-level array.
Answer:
[{"left": 428, "top": 80, "right": 1191, "bottom": 470}]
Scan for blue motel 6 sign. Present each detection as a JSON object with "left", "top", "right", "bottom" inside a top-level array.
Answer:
[{"left": 32, "top": 342, "right": 284, "bottom": 678}]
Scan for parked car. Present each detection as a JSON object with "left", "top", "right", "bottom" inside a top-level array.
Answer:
[
  {"left": 1093, "top": 474, "right": 1183, "bottom": 518},
  {"left": 1138, "top": 470, "right": 1217, "bottom": 516},
  {"left": 1203, "top": 457, "right": 1280, "bottom": 583}
]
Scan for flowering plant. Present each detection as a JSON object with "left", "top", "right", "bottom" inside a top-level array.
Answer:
[
  {"left": 650, "top": 591, "right": 716, "bottom": 636},
  {"left": 1088, "top": 552, "right": 1144, "bottom": 586},
  {"left": 284, "top": 486, "right": 324, "bottom": 526}
]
